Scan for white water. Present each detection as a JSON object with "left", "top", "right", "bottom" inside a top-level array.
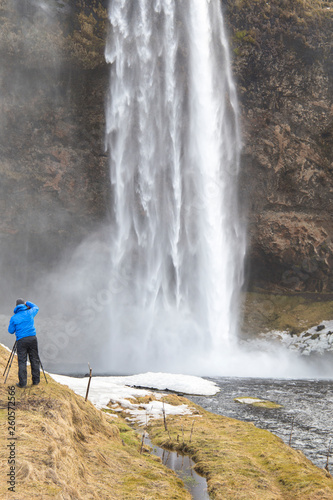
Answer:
[{"left": 104, "top": 0, "right": 245, "bottom": 374}]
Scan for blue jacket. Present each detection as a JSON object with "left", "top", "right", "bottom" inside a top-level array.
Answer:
[{"left": 8, "top": 301, "right": 39, "bottom": 341}]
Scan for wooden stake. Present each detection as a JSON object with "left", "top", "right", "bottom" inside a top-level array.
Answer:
[
  {"left": 140, "top": 431, "right": 146, "bottom": 454},
  {"left": 325, "top": 439, "right": 332, "bottom": 472},
  {"left": 189, "top": 420, "right": 195, "bottom": 443},
  {"left": 85, "top": 363, "right": 92, "bottom": 402},
  {"left": 162, "top": 401, "right": 168, "bottom": 431},
  {"left": 289, "top": 416, "right": 295, "bottom": 446}
]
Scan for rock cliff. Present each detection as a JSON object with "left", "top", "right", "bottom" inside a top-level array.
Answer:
[
  {"left": 0, "top": 0, "right": 109, "bottom": 299},
  {"left": 223, "top": 0, "right": 333, "bottom": 292},
  {"left": 0, "top": 0, "right": 332, "bottom": 297}
]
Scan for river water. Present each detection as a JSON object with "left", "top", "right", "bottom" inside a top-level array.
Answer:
[{"left": 189, "top": 377, "right": 333, "bottom": 470}]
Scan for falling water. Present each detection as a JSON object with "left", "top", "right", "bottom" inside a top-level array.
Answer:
[{"left": 104, "top": 0, "right": 245, "bottom": 374}]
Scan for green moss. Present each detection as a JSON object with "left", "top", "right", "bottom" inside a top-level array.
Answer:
[
  {"left": 242, "top": 292, "right": 333, "bottom": 337},
  {"left": 234, "top": 29, "right": 256, "bottom": 45},
  {"left": 147, "top": 397, "right": 333, "bottom": 499},
  {"left": 234, "top": 397, "right": 283, "bottom": 409},
  {"left": 120, "top": 429, "right": 142, "bottom": 448}
]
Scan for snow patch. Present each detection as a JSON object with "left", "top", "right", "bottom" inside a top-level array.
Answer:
[
  {"left": 51, "top": 372, "right": 216, "bottom": 425},
  {"left": 0, "top": 342, "right": 11, "bottom": 353},
  {"left": 114, "top": 372, "right": 219, "bottom": 395}
]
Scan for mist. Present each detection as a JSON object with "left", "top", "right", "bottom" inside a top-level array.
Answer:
[{"left": 0, "top": 0, "right": 106, "bottom": 309}]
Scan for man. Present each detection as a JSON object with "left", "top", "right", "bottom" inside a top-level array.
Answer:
[{"left": 8, "top": 298, "right": 40, "bottom": 388}]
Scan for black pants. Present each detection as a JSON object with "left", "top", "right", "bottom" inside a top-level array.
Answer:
[{"left": 16, "top": 336, "right": 40, "bottom": 386}]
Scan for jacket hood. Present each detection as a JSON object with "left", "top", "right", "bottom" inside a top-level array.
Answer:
[{"left": 14, "top": 304, "right": 28, "bottom": 314}]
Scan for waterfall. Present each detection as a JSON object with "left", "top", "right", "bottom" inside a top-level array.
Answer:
[{"left": 104, "top": 0, "right": 245, "bottom": 374}]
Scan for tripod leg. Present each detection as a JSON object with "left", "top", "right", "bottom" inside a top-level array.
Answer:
[
  {"left": 3, "top": 341, "right": 17, "bottom": 377},
  {"left": 4, "top": 343, "right": 17, "bottom": 384},
  {"left": 38, "top": 356, "right": 48, "bottom": 384},
  {"left": 3, "top": 350, "right": 14, "bottom": 377}
]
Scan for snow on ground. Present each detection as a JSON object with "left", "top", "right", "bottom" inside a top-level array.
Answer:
[
  {"left": 240, "top": 320, "right": 333, "bottom": 358},
  {"left": 114, "top": 372, "right": 219, "bottom": 395},
  {"left": 266, "top": 320, "right": 333, "bottom": 355},
  {"left": 51, "top": 372, "right": 218, "bottom": 425},
  {"left": 0, "top": 342, "right": 11, "bottom": 352}
]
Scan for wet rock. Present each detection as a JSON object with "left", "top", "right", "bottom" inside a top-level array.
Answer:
[{"left": 223, "top": 0, "right": 333, "bottom": 292}]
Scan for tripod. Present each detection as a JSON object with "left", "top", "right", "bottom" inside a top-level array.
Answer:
[{"left": 3, "top": 341, "right": 48, "bottom": 384}]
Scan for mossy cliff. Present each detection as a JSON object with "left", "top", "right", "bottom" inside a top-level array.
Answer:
[{"left": 222, "top": 0, "right": 333, "bottom": 292}]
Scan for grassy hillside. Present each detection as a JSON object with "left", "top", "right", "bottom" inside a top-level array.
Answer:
[
  {"left": 1, "top": 343, "right": 333, "bottom": 499},
  {"left": 145, "top": 393, "right": 333, "bottom": 500},
  {"left": 0, "top": 344, "right": 190, "bottom": 500}
]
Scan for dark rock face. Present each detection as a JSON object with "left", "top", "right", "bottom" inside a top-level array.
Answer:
[
  {"left": 0, "top": 0, "right": 110, "bottom": 299},
  {"left": 223, "top": 0, "right": 333, "bottom": 292},
  {"left": 0, "top": 0, "right": 332, "bottom": 298}
]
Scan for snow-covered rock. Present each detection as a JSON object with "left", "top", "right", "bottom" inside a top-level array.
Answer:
[{"left": 264, "top": 320, "right": 333, "bottom": 355}]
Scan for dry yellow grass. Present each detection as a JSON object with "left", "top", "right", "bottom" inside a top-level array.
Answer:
[
  {"left": 2, "top": 342, "right": 333, "bottom": 500},
  {"left": 146, "top": 394, "right": 333, "bottom": 500},
  {"left": 0, "top": 345, "right": 190, "bottom": 500}
]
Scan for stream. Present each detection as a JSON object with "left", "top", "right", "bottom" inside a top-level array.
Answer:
[
  {"left": 189, "top": 377, "right": 333, "bottom": 470},
  {"left": 146, "top": 436, "right": 210, "bottom": 500}
]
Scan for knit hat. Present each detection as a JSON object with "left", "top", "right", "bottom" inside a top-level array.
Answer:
[{"left": 16, "top": 298, "right": 25, "bottom": 306}]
